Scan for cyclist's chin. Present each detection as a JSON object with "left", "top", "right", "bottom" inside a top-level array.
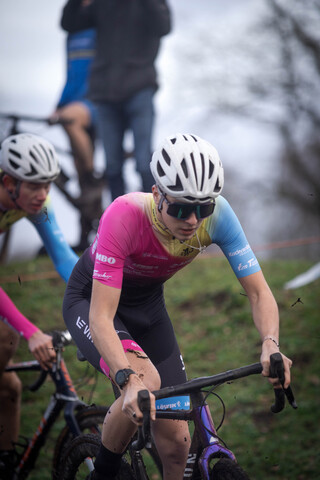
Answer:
[
  {"left": 25, "top": 204, "right": 43, "bottom": 214},
  {"left": 174, "top": 229, "right": 197, "bottom": 241}
]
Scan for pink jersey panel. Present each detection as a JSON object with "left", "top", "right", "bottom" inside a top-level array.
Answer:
[{"left": 91, "top": 193, "right": 195, "bottom": 288}]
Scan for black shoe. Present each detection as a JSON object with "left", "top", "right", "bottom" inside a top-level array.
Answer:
[
  {"left": 85, "top": 471, "right": 95, "bottom": 480},
  {"left": 0, "top": 450, "right": 18, "bottom": 480}
]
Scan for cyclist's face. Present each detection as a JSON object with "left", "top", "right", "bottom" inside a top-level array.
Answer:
[
  {"left": 16, "top": 181, "right": 51, "bottom": 213},
  {"left": 153, "top": 187, "right": 204, "bottom": 241}
]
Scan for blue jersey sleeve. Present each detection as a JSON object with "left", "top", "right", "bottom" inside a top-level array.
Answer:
[
  {"left": 210, "top": 196, "right": 260, "bottom": 278},
  {"left": 29, "top": 199, "right": 79, "bottom": 283}
]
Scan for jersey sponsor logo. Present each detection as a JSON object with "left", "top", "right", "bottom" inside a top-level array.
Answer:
[
  {"left": 95, "top": 253, "right": 116, "bottom": 264},
  {"left": 228, "top": 244, "right": 250, "bottom": 257},
  {"left": 237, "top": 257, "right": 258, "bottom": 271},
  {"left": 93, "top": 269, "right": 112, "bottom": 280}
]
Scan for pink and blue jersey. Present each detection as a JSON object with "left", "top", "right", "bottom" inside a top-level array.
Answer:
[{"left": 90, "top": 192, "right": 260, "bottom": 289}]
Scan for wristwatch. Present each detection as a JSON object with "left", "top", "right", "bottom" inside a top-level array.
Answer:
[{"left": 115, "top": 368, "right": 136, "bottom": 390}]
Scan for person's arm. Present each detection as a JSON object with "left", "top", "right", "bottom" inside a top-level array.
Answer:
[
  {"left": 0, "top": 288, "right": 56, "bottom": 369},
  {"left": 89, "top": 280, "right": 156, "bottom": 422},
  {"left": 239, "top": 271, "right": 292, "bottom": 388},
  {"left": 141, "top": 0, "right": 171, "bottom": 36},
  {"left": 30, "top": 200, "right": 79, "bottom": 283},
  {"left": 61, "top": 0, "right": 95, "bottom": 33}
]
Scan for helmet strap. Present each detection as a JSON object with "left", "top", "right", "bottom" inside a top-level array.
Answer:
[
  {"left": 158, "top": 193, "right": 165, "bottom": 213},
  {"left": 156, "top": 185, "right": 166, "bottom": 213},
  {"left": 5, "top": 179, "right": 22, "bottom": 209}
]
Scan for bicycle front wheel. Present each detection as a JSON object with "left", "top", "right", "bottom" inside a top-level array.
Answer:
[
  {"left": 210, "top": 458, "right": 250, "bottom": 479},
  {"left": 58, "top": 433, "right": 135, "bottom": 480},
  {"left": 53, "top": 405, "right": 108, "bottom": 480}
]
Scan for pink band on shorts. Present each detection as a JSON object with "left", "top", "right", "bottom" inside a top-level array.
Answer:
[{"left": 99, "top": 339, "right": 145, "bottom": 378}]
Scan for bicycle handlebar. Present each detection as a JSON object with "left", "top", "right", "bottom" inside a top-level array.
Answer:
[
  {"left": 5, "top": 330, "right": 74, "bottom": 392},
  {"left": 0, "top": 112, "right": 74, "bottom": 127},
  {"left": 132, "top": 354, "right": 297, "bottom": 451}
]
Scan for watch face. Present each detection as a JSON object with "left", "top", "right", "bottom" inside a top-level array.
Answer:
[
  {"left": 116, "top": 370, "right": 127, "bottom": 386},
  {"left": 115, "top": 369, "right": 134, "bottom": 388}
]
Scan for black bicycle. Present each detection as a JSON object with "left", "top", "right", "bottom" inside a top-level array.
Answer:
[
  {"left": 4, "top": 330, "right": 108, "bottom": 480},
  {"left": 57, "top": 353, "right": 297, "bottom": 479}
]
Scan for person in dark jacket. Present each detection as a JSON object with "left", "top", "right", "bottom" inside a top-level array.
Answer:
[{"left": 61, "top": 0, "right": 171, "bottom": 200}]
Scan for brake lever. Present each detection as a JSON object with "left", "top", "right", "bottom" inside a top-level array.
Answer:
[{"left": 269, "top": 353, "right": 297, "bottom": 412}]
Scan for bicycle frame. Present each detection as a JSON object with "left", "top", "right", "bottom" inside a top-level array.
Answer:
[
  {"left": 6, "top": 356, "right": 86, "bottom": 479},
  {"left": 134, "top": 357, "right": 296, "bottom": 479},
  {"left": 153, "top": 390, "right": 237, "bottom": 480},
  {"left": 186, "top": 391, "right": 236, "bottom": 480}
]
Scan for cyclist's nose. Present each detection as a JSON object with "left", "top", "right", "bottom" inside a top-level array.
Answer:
[
  {"left": 185, "top": 212, "right": 199, "bottom": 224},
  {"left": 36, "top": 187, "right": 49, "bottom": 201}
]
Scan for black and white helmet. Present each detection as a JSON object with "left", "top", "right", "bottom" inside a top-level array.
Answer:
[
  {"left": 0, "top": 133, "right": 60, "bottom": 183},
  {"left": 150, "top": 133, "right": 224, "bottom": 203}
]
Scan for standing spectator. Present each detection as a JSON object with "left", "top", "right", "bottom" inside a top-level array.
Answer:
[
  {"left": 52, "top": 1, "right": 103, "bottom": 250},
  {"left": 60, "top": 0, "right": 171, "bottom": 200}
]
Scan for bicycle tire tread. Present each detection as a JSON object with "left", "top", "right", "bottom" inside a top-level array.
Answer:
[
  {"left": 210, "top": 458, "right": 250, "bottom": 480},
  {"left": 52, "top": 406, "right": 108, "bottom": 479},
  {"left": 58, "top": 433, "right": 136, "bottom": 480}
]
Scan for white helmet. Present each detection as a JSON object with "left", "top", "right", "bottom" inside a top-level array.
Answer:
[
  {"left": 150, "top": 133, "right": 224, "bottom": 203},
  {"left": 0, "top": 133, "right": 60, "bottom": 183}
]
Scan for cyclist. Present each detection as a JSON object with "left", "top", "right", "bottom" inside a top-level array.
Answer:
[
  {"left": 0, "top": 133, "right": 79, "bottom": 478},
  {"left": 63, "top": 133, "right": 293, "bottom": 480}
]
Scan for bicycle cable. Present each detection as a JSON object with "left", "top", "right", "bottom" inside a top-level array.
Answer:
[{"left": 199, "top": 383, "right": 230, "bottom": 450}]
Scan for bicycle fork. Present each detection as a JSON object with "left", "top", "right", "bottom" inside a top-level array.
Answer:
[{"left": 183, "top": 394, "right": 236, "bottom": 480}]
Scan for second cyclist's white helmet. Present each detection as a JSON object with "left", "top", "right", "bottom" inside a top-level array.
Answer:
[
  {"left": 0, "top": 133, "right": 60, "bottom": 183},
  {"left": 150, "top": 133, "right": 224, "bottom": 203}
]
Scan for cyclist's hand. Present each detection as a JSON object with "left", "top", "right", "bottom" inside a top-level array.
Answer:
[
  {"left": 260, "top": 342, "right": 292, "bottom": 389},
  {"left": 121, "top": 375, "right": 156, "bottom": 425},
  {"left": 28, "top": 331, "right": 56, "bottom": 370}
]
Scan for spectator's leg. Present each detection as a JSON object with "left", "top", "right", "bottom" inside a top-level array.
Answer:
[
  {"left": 96, "top": 102, "right": 126, "bottom": 200},
  {"left": 57, "top": 102, "right": 95, "bottom": 183},
  {"left": 126, "top": 88, "right": 155, "bottom": 193}
]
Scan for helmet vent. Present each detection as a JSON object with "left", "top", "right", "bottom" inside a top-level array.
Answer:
[
  {"left": 30, "top": 149, "right": 40, "bottom": 164},
  {"left": 214, "top": 177, "right": 221, "bottom": 193},
  {"left": 9, "top": 158, "right": 20, "bottom": 170},
  {"left": 25, "top": 164, "right": 38, "bottom": 178},
  {"left": 208, "top": 160, "right": 214, "bottom": 179},
  {"left": 156, "top": 162, "right": 165, "bottom": 177},
  {"left": 8, "top": 148, "right": 21, "bottom": 159},
  {"left": 161, "top": 148, "right": 171, "bottom": 166},
  {"left": 190, "top": 153, "right": 198, "bottom": 186},
  {"left": 200, "top": 154, "right": 205, "bottom": 190},
  {"left": 170, "top": 137, "right": 177, "bottom": 145},
  {"left": 180, "top": 158, "right": 188, "bottom": 178},
  {"left": 39, "top": 143, "right": 52, "bottom": 170},
  {"left": 168, "top": 175, "right": 183, "bottom": 192},
  {"left": 190, "top": 135, "right": 198, "bottom": 142}
]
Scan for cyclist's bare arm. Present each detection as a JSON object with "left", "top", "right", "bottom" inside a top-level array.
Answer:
[
  {"left": 238, "top": 270, "right": 292, "bottom": 388},
  {"left": 89, "top": 280, "right": 156, "bottom": 423}
]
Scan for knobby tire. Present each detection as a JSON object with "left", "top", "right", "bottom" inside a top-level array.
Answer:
[
  {"left": 58, "top": 433, "right": 135, "bottom": 480},
  {"left": 52, "top": 405, "right": 108, "bottom": 480},
  {"left": 210, "top": 458, "right": 250, "bottom": 480}
]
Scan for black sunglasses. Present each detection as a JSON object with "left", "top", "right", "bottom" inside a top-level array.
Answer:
[{"left": 162, "top": 196, "right": 215, "bottom": 219}]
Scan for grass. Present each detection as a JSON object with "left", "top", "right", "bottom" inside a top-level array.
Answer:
[{"left": 1, "top": 254, "right": 319, "bottom": 479}]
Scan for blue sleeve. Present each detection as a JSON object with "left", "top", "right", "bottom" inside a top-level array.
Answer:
[
  {"left": 210, "top": 196, "right": 261, "bottom": 278},
  {"left": 29, "top": 201, "right": 79, "bottom": 283}
]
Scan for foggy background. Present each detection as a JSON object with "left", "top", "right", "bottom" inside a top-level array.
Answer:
[{"left": 0, "top": 0, "right": 319, "bottom": 262}]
